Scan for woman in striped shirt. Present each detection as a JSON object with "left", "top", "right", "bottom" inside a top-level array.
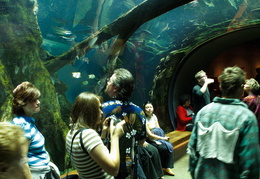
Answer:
[
  {"left": 66, "top": 92, "right": 124, "bottom": 179},
  {"left": 11, "top": 81, "right": 60, "bottom": 178}
]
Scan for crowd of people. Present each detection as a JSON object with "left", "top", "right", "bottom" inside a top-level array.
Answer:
[
  {"left": 1, "top": 66, "right": 259, "bottom": 179},
  {"left": 188, "top": 66, "right": 259, "bottom": 179}
]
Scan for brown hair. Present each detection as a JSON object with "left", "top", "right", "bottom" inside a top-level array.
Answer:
[
  {"left": 195, "top": 70, "right": 206, "bottom": 79},
  {"left": 70, "top": 92, "right": 102, "bottom": 130},
  {"left": 12, "top": 82, "right": 41, "bottom": 116},
  {"left": 218, "top": 66, "right": 246, "bottom": 98}
]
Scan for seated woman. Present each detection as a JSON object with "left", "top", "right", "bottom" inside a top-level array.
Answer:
[
  {"left": 66, "top": 92, "right": 124, "bottom": 179},
  {"left": 143, "top": 101, "right": 175, "bottom": 176},
  {"left": 0, "top": 122, "right": 31, "bottom": 179},
  {"left": 176, "top": 94, "right": 195, "bottom": 131}
]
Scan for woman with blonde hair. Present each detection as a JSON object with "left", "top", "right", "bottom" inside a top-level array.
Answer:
[
  {"left": 66, "top": 92, "right": 124, "bottom": 179},
  {"left": 0, "top": 122, "right": 31, "bottom": 179},
  {"left": 243, "top": 78, "right": 260, "bottom": 142}
]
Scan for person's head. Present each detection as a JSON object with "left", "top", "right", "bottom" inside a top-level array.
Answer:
[
  {"left": 179, "top": 94, "right": 191, "bottom": 108},
  {"left": 70, "top": 92, "right": 103, "bottom": 129},
  {"left": 12, "top": 81, "right": 41, "bottom": 117},
  {"left": 256, "top": 68, "right": 260, "bottom": 74},
  {"left": 244, "top": 78, "right": 260, "bottom": 95},
  {"left": 0, "top": 122, "right": 28, "bottom": 179},
  {"left": 105, "top": 68, "right": 135, "bottom": 100},
  {"left": 195, "top": 70, "right": 207, "bottom": 84},
  {"left": 143, "top": 101, "right": 154, "bottom": 117},
  {"left": 218, "top": 66, "right": 246, "bottom": 98}
]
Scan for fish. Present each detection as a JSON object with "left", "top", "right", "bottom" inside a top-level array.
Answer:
[
  {"left": 161, "top": 23, "right": 169, "bottom": 33},
  {"left": 82, "top": 81, "right": 89, "bottom": 86},
  {"left": 42, "top": 39, "right": 71, "bottom": 49},
  {"left": 14, "top": 65, "right": 19, "bottom": 74},
  {"left": 53, "top": 27, "right": 72, "bottom": 36},
  {"left": 60, "top": 34, "right": 76, "bottom": 42},
  {"left": 141, "top": 30, "right": 152, "bottom": 35},
  {"left": 81, "top": 57, "right": 89, "bottom": 64},
  {"left": 88, "top": 74, "right": 95, "bottom": 79},
  {"left": 251, "top": 8, "right": 260, "bottom": 12},
  {"left": 72, "top": 72, "right": 81, "bottom": 78},
  {"left": 22, "top": 66, "right": 26, "bottom": 73}
]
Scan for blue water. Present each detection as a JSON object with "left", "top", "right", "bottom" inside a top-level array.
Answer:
[{"left": 36, "top": 0, "right": 258, "bottom": 106}]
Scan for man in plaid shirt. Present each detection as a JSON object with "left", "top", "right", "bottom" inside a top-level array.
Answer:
[{"left": 188, "top": 66, "right": 260, "bottom": 179}]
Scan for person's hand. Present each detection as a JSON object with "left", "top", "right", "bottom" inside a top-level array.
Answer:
[
  {"left": 103, "top": 117, "right": 110, "bottom": 130},
  {"left": 143, "top": 141, "right": 149, "bottom": 148},
  {"left": 111, "top": 120, "right": 125, "bottom": 138},
  {"left": 163, "top": 136, "right": 170, "bottom": 141},
  {"left": 101, "top": 117, "right": 111, "bottom": 139}
]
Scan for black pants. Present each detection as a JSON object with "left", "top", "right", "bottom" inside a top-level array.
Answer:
[
  {"left": 148, "top": 140, "right": 174, "bottom": 169},
  {"left": 138, "top": 144, "right": 164, "bottom": 178}
]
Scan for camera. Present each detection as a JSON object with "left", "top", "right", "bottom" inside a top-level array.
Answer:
[{"left": 108, "top": 115, "right": 122, "bottom": 126}]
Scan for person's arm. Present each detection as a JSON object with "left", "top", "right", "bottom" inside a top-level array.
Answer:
[
  {"left": 146, "top": 125, "right": 169, "bottom": 141},
  {"left": 89, "top": 120, "right": 124, "bottom": 176},
  {"left": 22, "top": 139, "right": 32, "bottom": 179},
  {"left": 200, "top": 78, "right": 214, "bottom": 94},
  {"left": 153, "top": 114, "right": 161, "bottom": 128},
  {"left": 237, "top": 116, "right": 260, "bottom": 178},
  {"left": 187, "top": 121, "right": 199, "bottom": 177},
  {"left": 176, "top": 106, "right": 193, "bottom": 125}
]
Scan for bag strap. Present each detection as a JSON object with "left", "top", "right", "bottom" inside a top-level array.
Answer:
[
  {"left": 70, "top": 128, "right": 86, "bottom": 156},
  {"left": 79, "top": 129, "right": 88, "bottom": 154},
  {"left": 66, "top": 128, "right": 87, "bottom": 179}
]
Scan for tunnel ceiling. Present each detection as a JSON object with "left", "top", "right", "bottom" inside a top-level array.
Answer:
[{"left": 168, "top": 25, "right": 260, "bottom": 129}]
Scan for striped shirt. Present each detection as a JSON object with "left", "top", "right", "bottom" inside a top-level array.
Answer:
[
  {"left": 11, "top": 116, "right": 50, "bottom": 166},
  {"left": 188, "top": 97, "right": 260, "bottom": 179},
  {"left": 66, "top": 128, "right": 113, "bottom": 179}
]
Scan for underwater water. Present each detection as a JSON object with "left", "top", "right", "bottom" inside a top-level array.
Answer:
[{"left": 36, "top": 0, "right": 260, "bottom": 106}]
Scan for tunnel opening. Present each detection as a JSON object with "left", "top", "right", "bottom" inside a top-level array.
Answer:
[{"left": 168, "top": 25, "right": 260, "bottom": 129}]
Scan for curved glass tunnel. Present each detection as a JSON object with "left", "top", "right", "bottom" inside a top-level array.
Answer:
[{"left": 168, "top": 26, "right": 260, "bottom": 129}]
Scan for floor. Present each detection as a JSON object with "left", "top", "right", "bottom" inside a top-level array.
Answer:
[{"left": 163, "top": 154, "right": 192, "bottom": 179}]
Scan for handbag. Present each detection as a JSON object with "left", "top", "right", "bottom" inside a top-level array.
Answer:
[
  {"left": 44, "top": 165, "right": 60, "bottom": 179},
  {"left": 61, "top": 128, "right": 87, "bottom": 179}
]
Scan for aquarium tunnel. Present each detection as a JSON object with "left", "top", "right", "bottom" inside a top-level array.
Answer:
[{"left": 168, "top": 26, "right": 260, "bottom": 129}]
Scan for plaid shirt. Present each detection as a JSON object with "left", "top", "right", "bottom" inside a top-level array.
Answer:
[{"left": 188, "top": 97, "right": 260, "bottom": 179}]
